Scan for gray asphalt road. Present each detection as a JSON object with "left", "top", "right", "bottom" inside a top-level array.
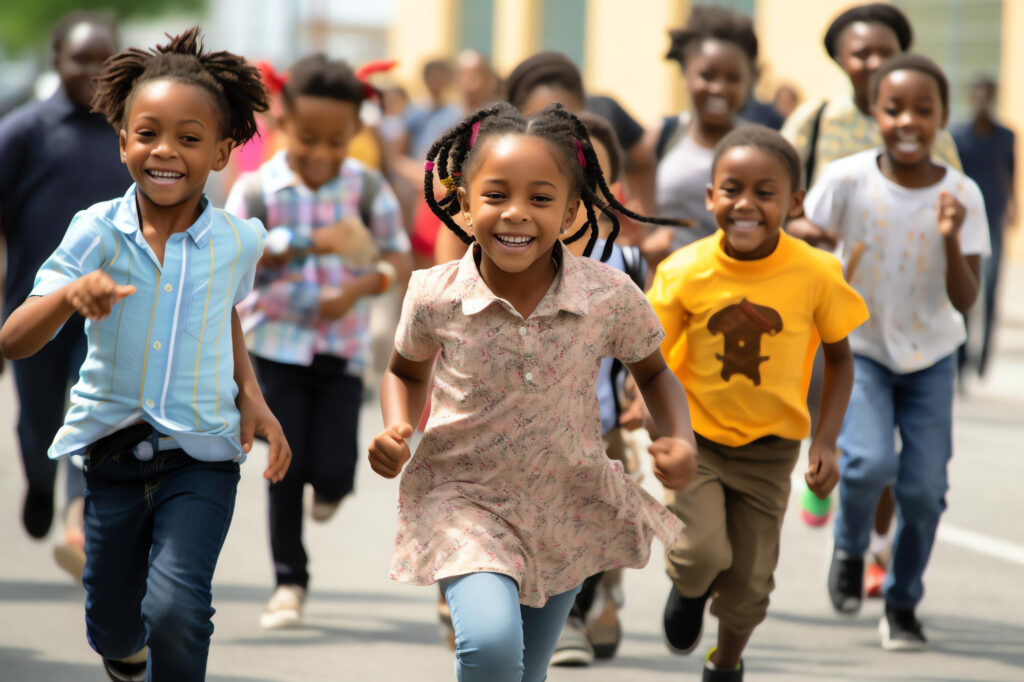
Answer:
[{"left": 2, "top": 269, "right": 1023, "bottom": 682}]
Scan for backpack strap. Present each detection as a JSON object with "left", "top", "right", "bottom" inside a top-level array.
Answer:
[
  {"left": 803, "top": 101, "right": 828, "bottom": 189},
  {"left": 655, "top": 112, "right": 691, "bottom": 162},
  {"left": 621, "top": 245, "right": 645, "bottom": 290},
  {"left": 358, "top": 166, "right": 383, "bottom": 228}
]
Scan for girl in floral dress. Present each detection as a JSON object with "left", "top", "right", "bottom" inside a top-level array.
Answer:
[{"left": 368, "top": 102, "right": 697, "bottom": 681}]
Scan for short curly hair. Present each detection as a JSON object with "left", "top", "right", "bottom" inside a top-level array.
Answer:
[{"left": 665, "top": 5, "right": 758, "bottom": 69}]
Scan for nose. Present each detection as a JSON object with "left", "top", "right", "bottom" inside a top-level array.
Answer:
[
  {"left": 865, "top": 52, "right": 885, "bottom": 73},
  {"left": 501, "top": 203, "right": 529, "bottom": 223},
  {"left": 152, "top": 135, "right": 176, "bottom": 158}
]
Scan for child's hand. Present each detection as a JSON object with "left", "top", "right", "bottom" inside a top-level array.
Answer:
[
  {"left": 65, "top": 270, "right": 136, "bottom": 320},
  {"left": 937, "top": 190, "right": 966, "bottom": 238},
  {"left": 648, "top": 437, "right": 697, "bottom": 491},
  {"left": 315, "top": 217, "right": 381, "bottom": 267},
  {"left": 369, "top": 423, "right": 413, "bottom": 478},
  {"left": 786, "top": 216, "right": 838, "bottom": 249},
  {"left": 238, "top": 390, "right": 292, "bottom": 483},
  {"left": 805, "top": 442, "right": 839, "bottom": 499},
  {"left": 618, "top": 397, "right": 645, "bottom": 431}
]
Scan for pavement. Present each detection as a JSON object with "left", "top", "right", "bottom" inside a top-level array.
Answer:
[{"left": 2, "top": 267, "right": 1024, "bottom": 681}]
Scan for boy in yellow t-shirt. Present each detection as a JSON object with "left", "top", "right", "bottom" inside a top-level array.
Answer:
[{"left": 646, "top": 126, "right": 868, "bottom": 681}]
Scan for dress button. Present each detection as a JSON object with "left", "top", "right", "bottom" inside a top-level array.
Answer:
[
  {"left": 153, "top": 341, "right": 162, "bottom": 350},
  {"left": 164, "top": 283, "right": 173, "bottom": 292},
  {"left": 524, "top": 372, "right": 534, "bottom": 382},
  {"left": 519, "top": 326, "right": 527, "bottom": 336},
  {"left": 145, "top": 399, "right": 155, "bottom": 408}
]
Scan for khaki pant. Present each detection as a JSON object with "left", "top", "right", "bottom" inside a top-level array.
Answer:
[{"left": 665, "top": 435, "right": 799, "bottom": 635}]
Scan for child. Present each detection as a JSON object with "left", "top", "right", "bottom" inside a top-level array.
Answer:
[
  {"left": 225, "top": 53, "right": 412, "bottom": 630},
  {"left": 0, "top": 28, "right": 290, "bottom": 682},
  {"left": 646, "top": 125, "right": 868, "bottom": 680},
  {"left": 805, "top": 54, "right": 988, "bottom": 651},
  {"left": 644, "top": 5, "right": 758, "bottom": 260},
  {"left": 0, "top": 11, "right": 129, "bottom": 578},
  {"left": 368, "top": 102, "right": 697, "bottom": 682}
]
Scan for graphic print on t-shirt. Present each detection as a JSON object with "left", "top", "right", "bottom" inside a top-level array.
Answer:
[{"left": 707, "top": 298, "right": 783, "bottom": 386}]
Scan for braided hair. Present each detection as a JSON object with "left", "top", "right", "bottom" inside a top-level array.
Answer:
[
  {"left": 424, "top": 102, "right": 687, "bottom": 262},
  {"left": 91, "top": 26, "right": 269, "bottom": 145}
]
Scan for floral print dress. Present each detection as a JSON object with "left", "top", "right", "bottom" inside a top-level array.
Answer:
[{"left": 390, "top": 244, "right": 683, "bottom": 607}]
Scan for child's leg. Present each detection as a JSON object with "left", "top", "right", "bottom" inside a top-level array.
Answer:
[
  {"left": 520, "top": 584, "right": 584, "bottom": 682},
  {"left": 255, "top": 357, "right": 313, "bottom": 589},
  {"left": 82, "top": 436, "right": 154, "bottom": 662},
  {"left": 143, "top": 451, "right": 239, "bottom": 682},
  {"left": 442, "top": 572, "right": 525, "bottom": 682},
  {"left": 709, "top": 438, "right": 800, "bottom": 667},
  {"left": 308, "top": 355, "right": 363, "bottom": 504},
  {"left": 833, "top": 355, "right": 899, "bottom": 556},
  {"left": 886, "top": 354, "right": 955, "bottom": 610}
]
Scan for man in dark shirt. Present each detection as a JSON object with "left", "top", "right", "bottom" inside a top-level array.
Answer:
[
  {"left": 952, "top": 75, "right": 1016, "bottom": 378},
  {"left": 0, "top": 13, "right": 130, "bottom": 567}
]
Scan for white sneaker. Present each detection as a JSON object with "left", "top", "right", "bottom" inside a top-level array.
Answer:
[
  {"left": 260, "top": 584, "right": 306, "bottom": 629},
  {"left": 550, "top": 616, "right": 594, "bottom": 666}
]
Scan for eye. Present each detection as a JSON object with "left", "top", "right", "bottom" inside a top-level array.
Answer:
[
  {"left": 852, "top": 49, "right": 870, "bottom": 60},
  {"left": 532, "top": 194, "right": 554, "bottom": 203},
  {"left": 757, "top": 190, "right": 776, "bottom": 198},
  {"left": 884, "top": 107, "right": 899, "bottom": 117},
  {"left": 181, "top": 134, "right": 200, "bottom": 143},
  {"left": 136, "top": 129, "right": 156, "bottom": 138},
  {"left": 698, "top": 70, "right": 712, "bottom": 81},
  {"left": 720, "top": 186, "right": 738, "bottom": 196},
  {"left": 916, "top": 108, "right": 933, "bottom": 117},
  {"left": 482, "top": 191, "right": 506, "bottom": 200}
]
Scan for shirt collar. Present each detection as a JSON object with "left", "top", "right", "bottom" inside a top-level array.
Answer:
[
  {"left": 456, "top": 241, "right": 589, "bottom": 318},
  {"left": 112, "top": 184, "right": 215, "bottom": 248}
]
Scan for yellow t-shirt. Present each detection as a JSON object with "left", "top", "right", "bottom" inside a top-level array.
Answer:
[{"left": 647, "top": 231, "right": 869, "bottom": 447}]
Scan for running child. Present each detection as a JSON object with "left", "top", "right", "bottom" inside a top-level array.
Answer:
[
  {"left": 369, "top": 102, "right": 697, "bottom": 682},
  {"left": 805, "top": 54, "right": 988, "bottom": 651},
  {"left": 0, "top": 28, "right": 290, "bottom": 682},
  {"left": 225, "top": 53, "right": 412, "bottom": 630},
  {"left": 646, "top": 125, "right": 868, "bottom": 681}
]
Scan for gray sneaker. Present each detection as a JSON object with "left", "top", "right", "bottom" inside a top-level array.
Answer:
[
  {"left": 879, "top": 605, "right": 927, "bottom": 651},
  {"left": 550, "top": 616, "right": 594, "bottom": 666}
]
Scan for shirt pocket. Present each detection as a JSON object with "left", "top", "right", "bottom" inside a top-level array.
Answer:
[{"left": 182, "top": 276, "right": 221, "bottom": 344}]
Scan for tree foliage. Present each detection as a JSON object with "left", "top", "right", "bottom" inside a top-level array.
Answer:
[{"left": 0, "top": 0, "right": 205, "bottom": 55}]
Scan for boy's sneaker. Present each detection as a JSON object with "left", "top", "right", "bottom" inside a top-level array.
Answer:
[
  {"left": 102, "top": 650, "right": 147, "bottom": 682},
  {"left": 260, "top": 584, "right": 305, "bottom": 629},
  {"left": 703, "top": 647, "right": 743, "bottom": 681},
  {"left": 800, "top": 484, "right": 832, "bottom": 526},
  {"left": 311, "top": 493, "right": 342, "bottom": 523},
  {"left": 828, "top": 548, "right": 863, "bottom": 614},
  {"left": 864, "top": 560, "right": 886, "bottom": 599},
  {"left": 550, "top": 616, "right": 594, "bottom": 666},
  {"left": 879, "top": 605, "right": 927, "bottom": 651},
  {"left": 585, "top": 576, "right": 623, "bottom": 660},
  {"left": 663, "top": 585, "right": 711, "bottom": 654},
  {"left": 22, "top": 487, "right": 54, "bottom": 539}
]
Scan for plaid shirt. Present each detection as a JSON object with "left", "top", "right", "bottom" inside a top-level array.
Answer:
[{"left": 227, "top": 151, "right": 409, "bottom": 372}]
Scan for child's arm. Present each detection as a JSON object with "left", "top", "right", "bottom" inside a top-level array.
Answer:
[
  {"left": 806, "top": 337, "right": 854, "bottom": 498},
  {"left": 368, "top": 349, "right": 434, "bottom": 478},
  {"left": 625, "top": 350, "right": 697, "bottom": 491},
  {"left": 937, "top": 191, "right": 981, "bottom": 313},
  {"left": 230, "top": 308, "right": 291, "bottom": 483},
  {"left": 0, "top": 270, "right": 135, "bottom": 359}
]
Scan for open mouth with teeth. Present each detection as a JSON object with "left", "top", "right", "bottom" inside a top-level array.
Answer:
[
  {"left": 729, "top": 218, "right": 762, "bottom": 233},
  {"left": 146, "top": 169, "right": 185, "bottom": 184},
  {"left": 893, "top": 132, "right": 922, "bottom": 155},
  {"left": 494, "top": 233, "right": 535, "bottom": 248}
]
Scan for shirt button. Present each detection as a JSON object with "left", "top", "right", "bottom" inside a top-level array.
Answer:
[
  {"left": 518, "top": 326, "right": 527, "bottom": 336},
  {"left": 524, "top": 372, "right": 534, "bottom": 382},
  {"left": 164, "top": 283, "right": 173, "bottom": 292},
  {"left": 153, "top": 341, "right": 162, "bottom": 350},
  {"left": 145, "top": 399, "right": 155, "bottom": 408}
]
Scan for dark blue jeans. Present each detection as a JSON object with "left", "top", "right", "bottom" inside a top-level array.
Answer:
[{"left": 81, "top": 427, "right": 239, "bottom": 682}]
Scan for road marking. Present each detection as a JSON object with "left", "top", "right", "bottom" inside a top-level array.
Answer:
[{"left": 937, "top": 524, "right": 1024, "bottom": 566}]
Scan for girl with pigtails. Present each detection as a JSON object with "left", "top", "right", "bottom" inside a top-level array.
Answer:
[
  {"left": 0, "top": 28, "right": 290, "bottom": 681},
  {"left": 367, "top": 102, "right": 697, "bottom": 681}
]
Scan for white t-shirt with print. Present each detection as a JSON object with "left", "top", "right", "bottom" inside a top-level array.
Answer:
[{"left": 804, "top": 149, "right": 990, "bottom": 373}]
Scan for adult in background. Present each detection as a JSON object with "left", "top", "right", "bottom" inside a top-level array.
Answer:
[
  {"left": 952, "top": 75, "right": 1015, "bottom": 379},
  {"left": 0, "top": 11, "right": 130, "bottom": 580},
  {"left": 405, "top": 59, "right": 461, "bottom": 163}
]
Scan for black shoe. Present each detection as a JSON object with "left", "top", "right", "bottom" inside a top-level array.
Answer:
[
  {"left": 703, "top": 655, "right": 744, "bottom": 681},
  {"left": 22, "top": 487, "right": 54, "bottom": 539},
  {"left": 102, "top": 657, "right": 147, "bottom": 681},
  {"left": 879, "top": 604, "right": 927, "bottom": 651},
  {"left": 828, "top": 548, "right": 863, "bottom": 614},
  {"left": 663, "top": 585, "right": 711, "bottom": 654}
]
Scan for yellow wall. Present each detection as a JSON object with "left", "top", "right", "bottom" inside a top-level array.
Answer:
[
  {"left": 388, "top": 0, "right": 455, "bottom": 100},
  {"left": 1000, "top": 0, "right": 1023, "bottom": 258},
  {"left": 493, "top": 0, "right": 539, "bottom": 76}
]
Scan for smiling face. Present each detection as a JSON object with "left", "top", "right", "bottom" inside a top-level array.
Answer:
[
  {"left": 459, "top": 134, "right": 580, "bottom": 279},
  {"left": 836, "top": 21, "right": 901, "bottom": 104},
  {"left": 706, "top": 145, "right": 803, "bottom": 260},
  {"left": 55, "top": 21, "right": 117, "bottom": 109},
  {"left": 119, "top": 79, "right": 232, "bottom": 211},
  {"left": 683, "top": 39, "right": 751, "bottom": 128},
  {"left": 281, "top": 95, "right": 361, "bottom": 190},
  {"left": 874, "top": 69, "right": 947, "bottom": 169}
]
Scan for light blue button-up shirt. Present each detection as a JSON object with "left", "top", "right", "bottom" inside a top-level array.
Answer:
[{"left": 30, "top": 185, "right": 265, "bottom": 462}]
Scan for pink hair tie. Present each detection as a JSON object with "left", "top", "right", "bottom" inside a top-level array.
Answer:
[
  {"left": 575, "top": 140, "right": 587, "bottom": 168},
  {"left": 469, "top": 121, "right": 481, "bottom": 147},
  {"left": 424, "top": 161, "right": 435, "bottom": 171}
]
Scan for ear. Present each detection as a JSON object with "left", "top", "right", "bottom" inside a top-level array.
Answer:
[
  {"left": 787, "top": 188, "right": 807, "bottom": 219},
  {"left": 212, "top": 138, "right": 234, "bottom": 172},
  {"left": 119, "top": 129, "right": 128, "bottom": 164},
  {"left": 563, "top": 197, "right": 581, "bottom": 231},
  {"left": 457, "top": 186, "right": 470, "bottom": 215},
  {"left": 705, "top": 182, "right": 715, "bottom": 211},
  {"left": 940, "top": 105, "right": 950, "bottom": 129}
]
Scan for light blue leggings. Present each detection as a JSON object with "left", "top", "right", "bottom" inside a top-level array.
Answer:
[{"left": 441, "top": 572, "right": 582, "bottom": 682}]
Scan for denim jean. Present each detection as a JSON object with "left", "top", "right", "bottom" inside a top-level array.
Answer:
[
  {"left": 442, "top": 572, "right": 582, "bottom": 682},
  {"left": 833, "top": 354, "right": 954, "bottom": 610},
  {"left": 81, "top": 426, "right": 239, "bottom": 682}
]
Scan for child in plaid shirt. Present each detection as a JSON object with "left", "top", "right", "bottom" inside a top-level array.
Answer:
[{"left": 226, "top": 54, "right": 411, "bottom": 629}]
